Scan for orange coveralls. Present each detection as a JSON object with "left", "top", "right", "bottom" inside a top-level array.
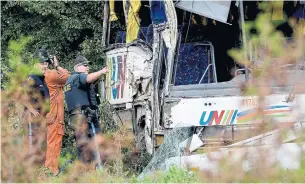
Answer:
[{"left": 44, "top": 68, "right": 70, "bottom": 174}]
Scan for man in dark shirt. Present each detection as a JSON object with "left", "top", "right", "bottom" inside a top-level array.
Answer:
[
  {"left": 23, "top": 49, "right": 51, "bottom": 155},
  {"left": 25, "top": 74, "right": 50, "bottom": 115},
  {"left": 64, "top": 55, "right": 108, "bottom": 165}
]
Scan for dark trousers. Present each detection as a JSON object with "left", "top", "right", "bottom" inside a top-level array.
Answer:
[{"left": 69, "top": 111, "right": 101, "bottom": 164}]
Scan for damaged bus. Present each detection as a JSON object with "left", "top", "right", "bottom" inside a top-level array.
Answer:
[{"left": 100, "top": 0, "right": 305, "bottom": 168}]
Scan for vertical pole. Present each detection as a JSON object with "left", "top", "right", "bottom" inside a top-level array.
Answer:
[
  {"left": 100, "top": 1, "right": 109, "bottom": 101},
  {"left": 28, "top": 121, "right": 33, "bottom": 154},
  {"left": 151, "top": 30, "right": 163, "bottom": 155},
  {"left": 102, "top": 0, "right": 109, "bottom": 47},
  {"left": 90, "top": 121, "right": 103, "bottom": 170},
  {"left": 239, "top": 0, "right": 249, "bottom": 81}
]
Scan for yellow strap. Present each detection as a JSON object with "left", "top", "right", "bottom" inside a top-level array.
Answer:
[
  {"left": 109, "top": 0, "right": 118, "bottom": 22},
  {"left": 126, "top": 0, "right": 141, "bottom": 43},
  {"left": 271, "top": 1, "right": 284, "bottom": 21}
]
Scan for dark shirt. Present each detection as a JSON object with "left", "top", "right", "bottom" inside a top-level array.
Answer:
[
  {"left": 25, "top": 74, "right": 50, "bottom": 112},
  {"left": 64, "top": 72, "right": 99, "bottom": 112}
]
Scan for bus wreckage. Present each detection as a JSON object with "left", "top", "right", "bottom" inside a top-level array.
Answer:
[{"left": 100, "top": 0, "right": 305, "bottom": 175}]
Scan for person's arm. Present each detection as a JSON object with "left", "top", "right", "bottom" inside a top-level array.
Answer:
[
  {"left": 48, "top": 56, "right": 70, "bottom": 86},
  {"left": 20, "top": 78, "right": 40, "bottom": 117},
  {"left": 56, "top": 67, "right": 70, "bottom": 86},
  {"left": 23, "top": 98, "right": 40, "bottom": 117},
  {"left": 52, "top": 56, "right": 69, "bottom": 74},
  {"left": 86, "top": 67, "right": 108, "bottom": 84}
]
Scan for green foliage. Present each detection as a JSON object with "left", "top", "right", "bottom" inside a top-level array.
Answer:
[
  {"left": 1, "top": 36, "right": 42, "bottom": 183},
  {"left": 1, "top": 1, "right": 106, "bottom": 75},
  {"left": 140, "top": 166, "right": 199, "bottom": 183},
  {"left": 4, "top": 36, "right": 39, "bottom": 92},
  {"left": 1, "top": 1, "right": 110, "bottom": 161},
  {"left": 46, "top": 165, "right": 198, "bottom": 183}
]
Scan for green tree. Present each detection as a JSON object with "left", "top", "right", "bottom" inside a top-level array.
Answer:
[{"left": 1, "top": 1, "right": 106, "bottom": 79}]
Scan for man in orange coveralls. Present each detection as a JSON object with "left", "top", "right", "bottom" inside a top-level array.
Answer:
[{"left": 41, "top": 49, "right": 70, "bottom": 176}]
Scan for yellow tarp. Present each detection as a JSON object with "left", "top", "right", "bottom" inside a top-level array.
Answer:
[
  {"left": 126, "top": 0, "right": 141, "bottom": 43},
  {"left": 109, "top": 0, "right": 118, "bottom": 22}
]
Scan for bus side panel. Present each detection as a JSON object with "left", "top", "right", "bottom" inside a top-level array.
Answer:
[{"left": 165, "top": 94, "right": 305, "bottom": 128}]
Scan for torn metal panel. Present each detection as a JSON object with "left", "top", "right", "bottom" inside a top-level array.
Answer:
[
  {"left": 134, "top": 103, "right": 153, "bottom": 154},
  {"left": 151, "top": 29, "right": 164, "bottom": 132},
  {"left": 162, "top": 100, "right": 180, "bottom": 127},
  {"left": 105, "top": 46, "right": 153, "bottom": 105},
  {"left": 163, "top": 0, "right": 179, "bottom": 96},
  {"left": 145, "top": 101, "right": 153, "bottom": 154},
  {"left": 149, "top": 1, "right": 178, "bottom": 137}
]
